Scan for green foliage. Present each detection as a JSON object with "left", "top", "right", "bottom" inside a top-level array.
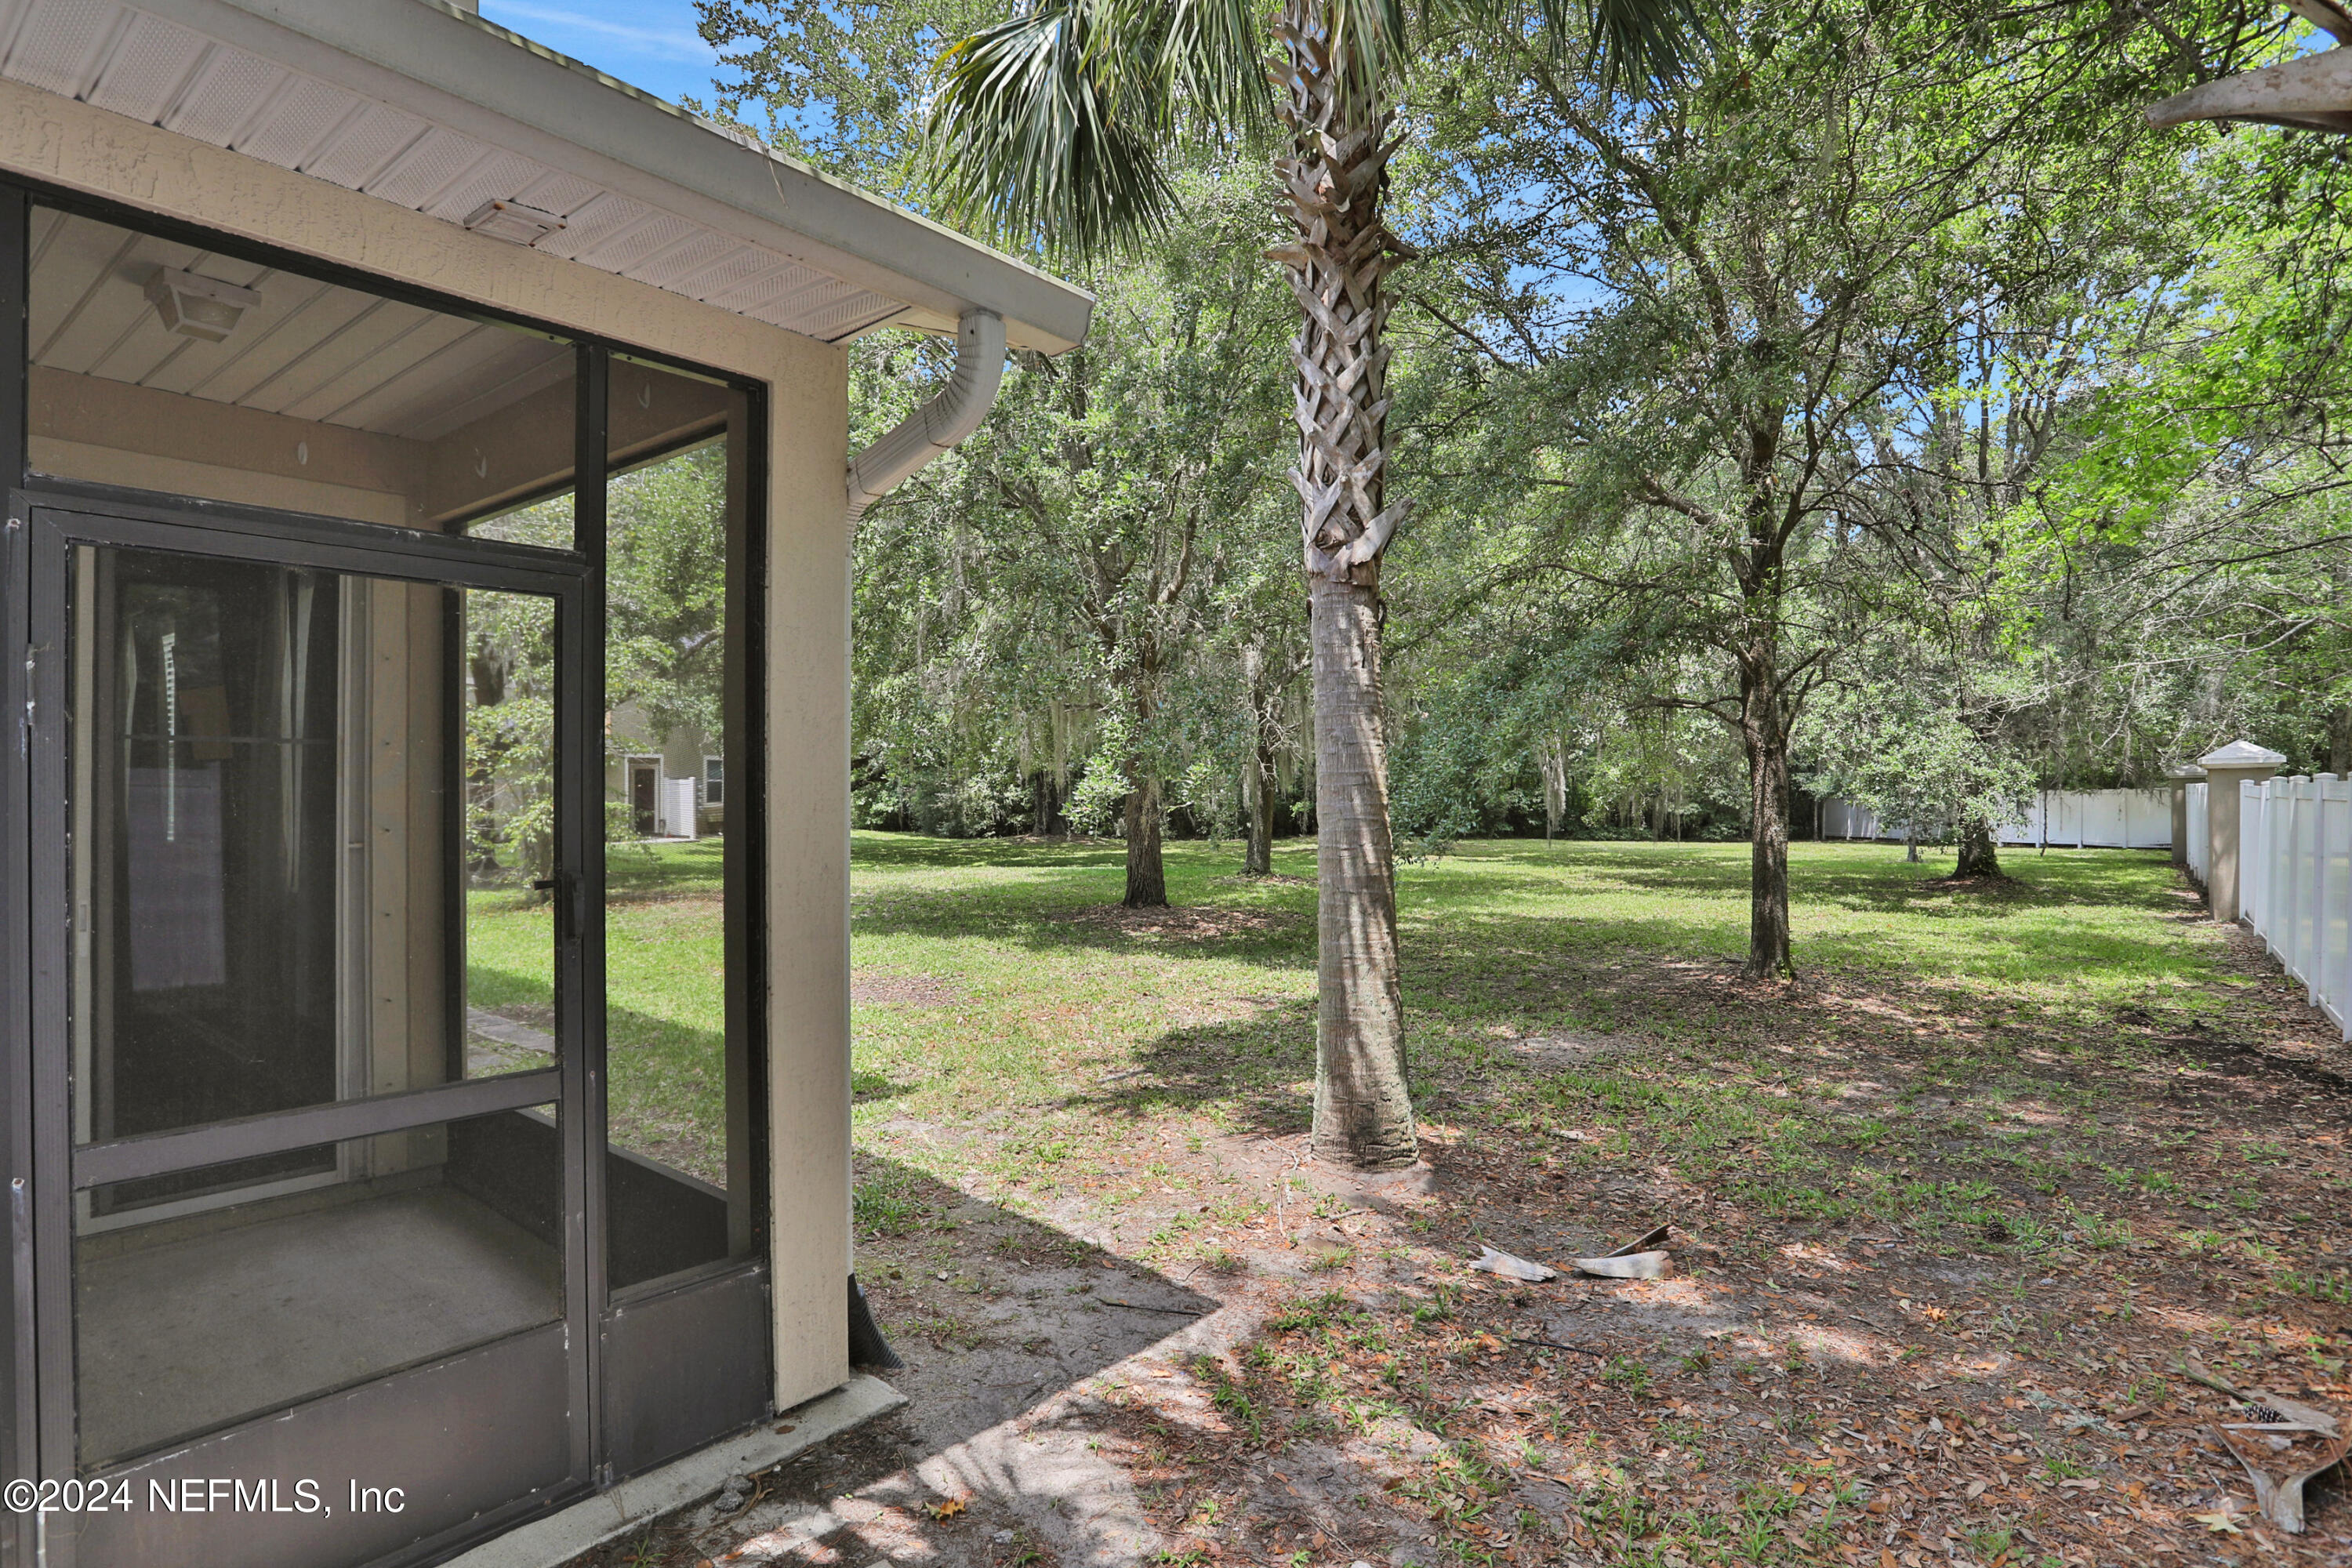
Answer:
[
  {"left": 605, "top": 443, "right": 731, "bottom": 750},
  {"left": 1806, "top": 677, "right": 2034, "bottom": 851},
  {"left": 913, "top": 0, "right": 1703, "bottom": 262},
  {"left": 1388, "top": 673, "right": 1541, "bottom": 855},
  {"left": 1062, "top": 714, "right": 1136, "bottom": 834},
  {"left": 706, "top": 0, "right": 2346, "bottom": 927},
  {"left": 459, "top": 577, "right": 557, "bottom": 887},
  {"left": 846, "top": 153, "right": 1298, "bottom": 844},
  {"left": 697, "top": 0, "right": 1002, "bottom": 191},
  {"left": 478, "top": 443, "right": 734, "bottom": 851}
]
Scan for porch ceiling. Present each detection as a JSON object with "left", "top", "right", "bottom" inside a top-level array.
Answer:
[
  {"left": 0, "top": 0, "right": 1093, "bottom": 352},
  {"left": 32, "top": 206, "right": 573, "bottom": 441}
]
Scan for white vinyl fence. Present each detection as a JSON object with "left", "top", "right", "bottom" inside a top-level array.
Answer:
[
  {"left": 2186, "top": 780, "right": 2209, "bottom": 884},
  {"left": 2241, "top": 775, "right": 2352, "bottom": 1040},
  {"left": 1824, "top": 761, "right": 2349, "bottom": 1040},
  {"left": 1818, "top": 798, "right": 1887, "bottom": 840},
  {"left": 658, "top": 777, "right": 698, "bottom": 838},
  {"left": 1820, "top": 789, "right": 2172, "bottom": 849}
]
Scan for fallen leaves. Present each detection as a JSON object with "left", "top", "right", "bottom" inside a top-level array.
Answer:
[{"left": 832, "top": 868, "right": 2352, "bottom": 1568}]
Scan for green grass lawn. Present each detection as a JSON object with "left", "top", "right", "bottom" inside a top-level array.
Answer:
[
  {"left": 465, "top": 837, "right": 733, "bottom": 1181},
  {"left": 522, "top": 833, "right": 2352, "bottom": 1568},
  {"left": 470, "top": 832, "right": 2352, "bottom": 1566},
  {"left": 462, "top": 831, "right": 2276, "bottom": 1254},
  {"left": 839, "top": 833, "right": 2230, "bottom": 1108},
  {"left": 837, "top": 834, "right": 2277, "bottom": 1251}
]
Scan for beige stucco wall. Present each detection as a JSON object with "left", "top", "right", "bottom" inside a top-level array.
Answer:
[
  {"left": 761, "top": 321, "right": 853, "bottom": 1410},
  {"left": 0, "top": 79, "right": 852, "bottom": 1410}
]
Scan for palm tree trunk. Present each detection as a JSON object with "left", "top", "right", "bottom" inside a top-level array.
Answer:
[
  {"left": 1272, "top": 1, "right": 1415, "bottom": 1169},
  {"left": 1309, "top": 572, "right": 1410, "bottom": 1164}
]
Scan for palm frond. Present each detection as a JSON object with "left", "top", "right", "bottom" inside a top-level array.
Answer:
[
  {"left": 924, "top": 2, "right": 1180, "bottom": 262},
  {"left": 1116, "top": 0, "right": 1272, "bottom": 136},
  {"left": 920, "top": 0, "right": 1705, "bottom": 262},
  {"left": 1581, "top": 0, "right": 1711, "bottom": 89},
  {"left": 1468, "top": 0, "right": 1713, "bottom": 91},
  {"left": 924, "top": 0, "right": 1280, "bottom": 263}
]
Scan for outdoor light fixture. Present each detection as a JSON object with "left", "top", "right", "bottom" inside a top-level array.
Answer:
[
  {"left": 463, "top": 199, "right": 567, "bottom": 246},
  {"left": 145, "top": 267, "right": 261, "bottom": 342}
]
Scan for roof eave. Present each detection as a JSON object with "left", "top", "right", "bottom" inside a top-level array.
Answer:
[{"left": 158, "top": 0, "right": 1094, "bottom": 351}]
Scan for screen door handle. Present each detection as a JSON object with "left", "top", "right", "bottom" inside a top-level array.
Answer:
[{"left": 532, "top": 874, "right": 579, "bottom": 945}]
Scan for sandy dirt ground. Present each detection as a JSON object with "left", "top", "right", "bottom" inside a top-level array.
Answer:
[{"left": 574, "top": 920, "right": 2352, "bottom": 1568}]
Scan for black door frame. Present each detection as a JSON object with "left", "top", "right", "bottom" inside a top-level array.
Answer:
[
  {"left": 0, "top": 180, "right": 34, "bottom": 1568},
  {"left": 0, "top": 176, "right": 777, "bottom": 1568},
  {"left": 22, "top": 495, "right": 600, "bottom": 1561}
]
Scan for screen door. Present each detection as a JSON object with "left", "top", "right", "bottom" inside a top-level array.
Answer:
[{"left": 24, "top": 503, "right": 594, "bottom": 1568}]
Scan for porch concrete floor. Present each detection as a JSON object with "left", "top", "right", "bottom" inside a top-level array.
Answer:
[{"left": 74, "top": 1182, "right": 560, "bottom": 1465}]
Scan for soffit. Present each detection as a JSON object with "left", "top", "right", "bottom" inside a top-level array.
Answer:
[
  {"left": 31, "top": 205, "right": 572, "bottom": 441},
  {"left": 0, "top": 0, "right": 1091, "bottom": 351}
]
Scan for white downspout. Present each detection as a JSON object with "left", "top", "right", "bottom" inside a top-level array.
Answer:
[
  {"left": 845, "top": 309, "right": 1007, "bottom": 523},
  {"left": 841, "top": 307, "right": 1006, "bottom": 1372}
]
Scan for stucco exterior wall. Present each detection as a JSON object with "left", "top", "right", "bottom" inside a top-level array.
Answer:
[
  {"left": 0, "top": 78, "right": 852, "bottom": 1410},
  {"left": 761, "top": 320, "right": 852, "bottom": 1410}
]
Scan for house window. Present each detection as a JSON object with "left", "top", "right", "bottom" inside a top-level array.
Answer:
[{"left": 704, "top": 757, "right": 724, "bottom": 808}]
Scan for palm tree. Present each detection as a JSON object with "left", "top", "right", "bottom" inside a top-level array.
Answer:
[{"left": 925, "top": 0, "right": 1703, "bottom": 1168}]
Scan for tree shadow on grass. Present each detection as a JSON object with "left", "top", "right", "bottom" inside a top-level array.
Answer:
[
  {"left": 849, "top": 836, "right": 2193, "bottom": 983},
  {"left": 852, "top": 832, "right": 1130, "bottom": 871},
  {"left": 597, "top": 842, "right": 2334, "bottom": 1567},
  {"left": 1050, "top": 878, "right": 2281, "bottom": 1167},
  {"left": 606, "top": 837, "right": 727, "bottom": 898},
  {"left": 1802, "top": 852, "right": 2182, "bottom": 916},
  {"left": 1041, "top": 917, "right": 2342, "bottom": 1289},
  {"left": 1400, "top": 844, "right": 2179, "bottom": 916},
  {"left": 1410, "top": 904, "right": 2209, "bottom": 987},
  {"left": 856, "top": 869, "right": 1318, "bottom": 971},
  {"left": 1058, "top": 1000, "right": 1319, "bottom": 1137}
]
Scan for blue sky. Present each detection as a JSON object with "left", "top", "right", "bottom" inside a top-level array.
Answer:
[{"left": 481, "top": 1, "right": 726, "bottom": 109}]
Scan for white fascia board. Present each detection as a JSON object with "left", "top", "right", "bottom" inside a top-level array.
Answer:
[{"left": 143, "top": 0, "right": 1095, "bottom": 353}]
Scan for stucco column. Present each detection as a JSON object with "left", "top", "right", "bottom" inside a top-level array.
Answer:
[
  {"left": 2199, "top": 740, "right": 2285, "bottom": 924},
  {"left": 2166, "top": 765, "right": 2203, "bottom": 868}
]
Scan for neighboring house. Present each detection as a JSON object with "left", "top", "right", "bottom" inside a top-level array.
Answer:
[
  {"left": 0, "top": 5, "right": 1090, "bottom": 1567},
  {"left": 608, "top": 697, "right": 722, "bottom": 838}
]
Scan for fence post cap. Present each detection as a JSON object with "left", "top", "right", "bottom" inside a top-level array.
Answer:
[{"left": 2199, "top": 739, "right": 2287, "bottom": 768}]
